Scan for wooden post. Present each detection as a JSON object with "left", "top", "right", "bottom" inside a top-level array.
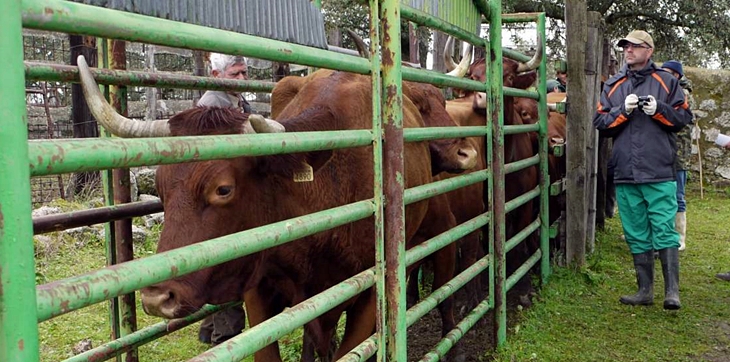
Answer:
[
  {"left": 584, "top": 12, "right": 604, "bottom": 253},
  {"left": 327, "top": 27, "right": 342, "bottom": 47},
  {"left": 69, "top": 35, "right": 99, "bottom": 196},
  {"left": 144, "top": 44, "right": 156, "bottom": 121},
  {"left": 565, "top": 0, "right": 587, "bottom": 266},
  {"left": 109, "top": 39, "right": 138, "bottom": 362},
  {"left": 408, "top": 22, "right": 419, "bottom": 64},
  {"left": 192, "top": 50, "right": 208, "bottom": 104}
]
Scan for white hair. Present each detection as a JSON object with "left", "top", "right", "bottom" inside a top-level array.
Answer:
[{"left": 209, "top": 53, "right": 247, "bottom": 72}]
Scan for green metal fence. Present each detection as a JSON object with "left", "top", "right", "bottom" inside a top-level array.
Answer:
[{"left": 0, "top": 0, "right": 550, "bottom": 361}]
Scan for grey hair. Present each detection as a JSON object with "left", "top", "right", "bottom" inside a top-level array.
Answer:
[{"left": 209, "top": 53, "right": 247, "bottom": 72}]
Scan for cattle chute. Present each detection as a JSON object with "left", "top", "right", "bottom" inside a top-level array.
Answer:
[{"left": 0, "top": 1, "right": 551, "bottom": 361}]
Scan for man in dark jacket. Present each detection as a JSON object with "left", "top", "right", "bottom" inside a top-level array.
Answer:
[{"left": 593, "top": 30, "right": 693, "bottom": 310}]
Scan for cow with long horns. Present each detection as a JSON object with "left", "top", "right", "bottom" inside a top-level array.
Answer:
[{"left": 76, "top": 54, "right": 475, "bottom": 361}]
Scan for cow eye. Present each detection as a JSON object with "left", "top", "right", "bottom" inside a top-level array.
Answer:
[{"left": 216, "top": 186, "right": 233, "bottom": 197}]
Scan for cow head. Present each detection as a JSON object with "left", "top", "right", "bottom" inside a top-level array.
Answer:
[
  {"left": 404, "top": 81, "right": 478, "bottom": 174},
  {"left": 446, "top": 35, "right": 543, "bottom": 114}
]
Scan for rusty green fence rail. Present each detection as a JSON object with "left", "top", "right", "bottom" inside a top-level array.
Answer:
[{"left": 0, "top": 0, "right": 552, "bottom": 361}]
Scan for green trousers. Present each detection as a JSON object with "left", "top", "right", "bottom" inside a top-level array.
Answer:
[{"left": 616, "top": 181, "right": 680, "bottom": 254}]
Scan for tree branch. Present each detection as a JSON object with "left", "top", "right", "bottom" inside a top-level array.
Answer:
[
  {"left": 604, "top": 11, "right": 686, "bottom": 27},
  {"left": 511, "top": 0, "right": 566, "bottom": 21}
]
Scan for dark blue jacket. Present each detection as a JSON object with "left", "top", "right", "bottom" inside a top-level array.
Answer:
[{"left": 593, "top": 60, "right": 693, "bottom": 184}]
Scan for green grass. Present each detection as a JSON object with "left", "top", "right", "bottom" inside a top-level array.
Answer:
[{"left": 493, "top": 189, "right": 730, "bottom": 362}]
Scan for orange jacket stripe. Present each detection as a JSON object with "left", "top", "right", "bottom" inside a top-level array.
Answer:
[
  {"left": 608, "top": 78, "right": 627, "bottom": 98},
  {"left": 652, "top": 73, "right": 670, "bottom": 93},
  {"left": 652, "top": 113, "right": 673, "bottom": 126},
  {"left": 608, "top": 114, "right": 628, "bottom": 128}
]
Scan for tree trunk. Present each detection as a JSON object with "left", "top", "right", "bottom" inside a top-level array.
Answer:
[
  {"left": 565, "top": 0, "right": 588, "bottom": 266},
  {"left": 70, "top": 35, "right": 100, "bottom": 196}
]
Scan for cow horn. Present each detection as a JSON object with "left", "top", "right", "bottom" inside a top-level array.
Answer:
[
  {"left": 346, "top": 29, "right": 369, "bottom": 58},
  {"left": 445, "top": 42, "right": 472, "bottom": 78},
  {"left": 444, "top": 36, "right": 458, "bottom": 72},
  {"left": 516, "top": 34, "right": 544, "bottom": 73},
  {"left": 77, "top": 55, "right": 171, "bottom": 138},
  {"left": 249, "top": 114, "right": 285, "bottom": 133}
]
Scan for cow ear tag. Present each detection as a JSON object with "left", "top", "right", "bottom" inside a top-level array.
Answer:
[{"left": 293, "top": 162, "right": 314, "bottom": 182}]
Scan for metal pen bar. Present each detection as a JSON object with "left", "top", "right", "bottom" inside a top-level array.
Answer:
[
  {"left": 505, "top": 186, "right": 541, "bottom": 214},
  {"left": 504, "top": 154, "right": 540, "bottom": 175},
  {"left": 25, "top": 62, "right": 277, "bottom": 93},
  {"left": 63, "top": 302, "right": 239, "bottom": 362},
  {"left": 404, "top": 170, "right": 489, "bottom": 206},
  {"left": 33, "top": 200, "right": 163, "bottom": 235},
  {"left": 506, "top": 249, "right": 542, "bottom": 291},
  {"left": 505, "top": 218, "right": 541, "bottom": 253},
  {"left": 28, "top": 130, "right": 374, "bottom": 177},
  {"left": 0, "top": 0, "right": 40, "bottom": 360},
  {"left": 403, "top": 126, "right": 487, "bottom": 141},
  {"left": 35, "top": 201, "right": 375, "bottom": 322},
  {"left": 188, "top": 269, "right": 377, "bottom": 362},
  {"left": 503, "top": 123, "right": 540, "bottom": 135}
]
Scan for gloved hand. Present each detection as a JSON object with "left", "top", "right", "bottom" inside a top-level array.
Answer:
[
  {"left": 642, "top": 95, "right": 657, "bottom": 116},
  {"left": 624, "top": 94, "right": 639, "bottom": 114}
]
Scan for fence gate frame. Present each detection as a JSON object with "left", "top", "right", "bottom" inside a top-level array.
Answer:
[{"left": 0, "top": 0, "right": 550, "bottom": 361}]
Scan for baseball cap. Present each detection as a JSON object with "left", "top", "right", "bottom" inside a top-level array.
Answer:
[
  {"left": 617, "top": 30, "right": 654, "bottom": 49},
  {"left": 662, "top": 60, "right": 684, "bottom": 78}
]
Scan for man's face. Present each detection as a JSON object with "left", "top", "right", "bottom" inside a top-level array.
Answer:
[
  {"left": 622, "top": 42, "right": 653, "bottom": 68},
  {"left": 212, "top": 63, "right": 248, "bottom": 80},
  {"left": 557, "top": 72, "right": 567, "bottom": 85}
]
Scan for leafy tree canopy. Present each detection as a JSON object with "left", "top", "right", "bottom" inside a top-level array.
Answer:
[{"left": 505, "top": 0, "right": 730, "bottom": 68}]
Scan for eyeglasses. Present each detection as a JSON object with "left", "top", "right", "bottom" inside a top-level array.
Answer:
[{"left": 621, "top": 43, "right": 651, "bottom": 50}]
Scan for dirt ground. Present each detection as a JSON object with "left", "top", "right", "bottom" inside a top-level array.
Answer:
[{"left": 406, "top": 288, "right": 527, "bottom": 362}]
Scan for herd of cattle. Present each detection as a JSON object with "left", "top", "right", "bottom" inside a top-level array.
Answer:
[{"left": 74, "top": 36, "right": 567, "bottom": 361}]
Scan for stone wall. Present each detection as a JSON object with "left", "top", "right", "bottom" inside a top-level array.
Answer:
[{"left": 685, "top": 66, "right": 730, "bottom": 188}]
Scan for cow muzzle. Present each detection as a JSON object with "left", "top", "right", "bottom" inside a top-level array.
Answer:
[
  {"left": 474, "top": 92, "right": 487, "bottom": 110},
  {"left": 141, "top": 286, "right": 182, "bottom": 319},
  {"left": 457, "top": 146, "right": 478, "bottom": 170}
]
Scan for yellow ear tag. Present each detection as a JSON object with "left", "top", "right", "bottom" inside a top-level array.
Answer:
[{"left": 293, "top": 162, "right": 314, "bottom": 182}]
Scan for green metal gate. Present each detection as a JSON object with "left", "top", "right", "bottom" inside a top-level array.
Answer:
[{"left": 0, "top": 0, "right": 550, "bottom": 361}]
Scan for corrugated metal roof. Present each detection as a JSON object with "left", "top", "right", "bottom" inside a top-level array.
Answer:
[
  {"left": 69, "top": 0, "right": 329, "bottom": 49},
  {"left": 402, "top": 0, "right": 481, "bottom": 35}
]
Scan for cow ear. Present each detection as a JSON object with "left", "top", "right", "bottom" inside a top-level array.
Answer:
[
  {"left": 513, "top": 71, "right": 537, "bottom": 90},
  {"left": 257, "top": 150, "right": 333, "bottom": 182}
]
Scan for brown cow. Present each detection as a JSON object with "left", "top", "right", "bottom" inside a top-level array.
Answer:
[
  {"left": 271, "top": 69, "right": 470, "bottom": 361},
  {"left": 76, "top": 56, "right": 462, "bottom": 362},
  {"left": 513, "top": 95, "right": 567, "bottom": 230},
  {"left": 441, "top": 40, "right": 543, "bottom": 306}
]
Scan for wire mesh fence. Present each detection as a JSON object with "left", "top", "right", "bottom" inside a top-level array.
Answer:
[{"left": 24, "top": 30, "right": 283, "bottom": 206}]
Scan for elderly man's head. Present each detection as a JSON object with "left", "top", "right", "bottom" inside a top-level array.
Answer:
[{"left": 210, "top": 53, "right": 248, "bottom": 80}]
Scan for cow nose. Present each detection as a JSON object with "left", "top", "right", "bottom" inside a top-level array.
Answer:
[
  {"left": 475, "top": 92, "right": 487, "bottom": 109},
  {"left": 457, "top": 146, "right": 478, "bottom": 170},
  {"left": 140, "top": 287, "right": 178, "bottom": 319}
]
